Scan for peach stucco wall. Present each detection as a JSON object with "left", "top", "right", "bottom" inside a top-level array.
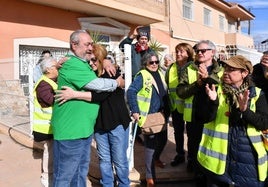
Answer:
[
  {"left": 0, "top": 0, "right": 88, "bottom": 80},
  {"left": 225, "top": 33, "right": 254, "bottom": 48},
  {"left": 169, "top": 0, "right": 226, "bottom": 46}
]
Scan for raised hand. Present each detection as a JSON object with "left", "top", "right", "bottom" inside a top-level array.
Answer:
[
  {"left": 238, "top": 90, "right": 250, "bottom": 112},
  {"left": 205, "top": 83, "right": 217, "bottom": 101}
]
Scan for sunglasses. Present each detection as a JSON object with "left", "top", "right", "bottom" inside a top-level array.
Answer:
[
  {"left": 196, "top": 49, "right": 212, "bottom": 54},
  {"left": 149, "top": 60, "right": 160, "bottom": 65},
  {"left": 90, "top": 58, "right": 98, "bottom": 63}
]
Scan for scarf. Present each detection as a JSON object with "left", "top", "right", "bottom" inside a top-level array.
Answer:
[
  {"left": 147, "top": 69, "right": 166, "bottom": 109},
  {"left": 135, "top": 42, "right": 149, "bottom": 53},
  {"left": 222, "top": 77, "right": 250, "bottom": 108}
]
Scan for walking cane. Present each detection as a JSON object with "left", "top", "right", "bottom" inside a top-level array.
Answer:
[{"left": 128, "top": 120, "right": 138, "bottom": 161}]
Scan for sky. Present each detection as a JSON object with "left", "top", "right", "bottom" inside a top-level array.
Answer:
[{"left": 225, "top": 0, "right": 268, "bottom": 44}]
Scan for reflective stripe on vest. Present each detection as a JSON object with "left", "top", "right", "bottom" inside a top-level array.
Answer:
[
  {"left": 136, "top": 70, "right": 166, "bottom": 127},
  {"left": 33, "top": 75, "right": 57, "bottom": 134},
  {"left": 167, "top": 63, "right": 184, "bottom": 113},
  {"left": 197, "top": 86, "right": 268, "bottom": 181}
]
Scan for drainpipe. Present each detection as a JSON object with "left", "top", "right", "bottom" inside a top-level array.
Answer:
[{"left": 248, "top": 8, "right": 251, "bottom": 35}]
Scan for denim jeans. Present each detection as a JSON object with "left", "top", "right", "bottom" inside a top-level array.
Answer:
[
  {"left": 53, "top": 135, "right": 93, "bottom": 187},
  {"left": 94, "top": 125, "right": 130, "bottom": 187},
  {"left": 144, "top": 134, "right": 156, "bottom": 179}
]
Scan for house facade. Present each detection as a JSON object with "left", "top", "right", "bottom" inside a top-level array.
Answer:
[
  {"left": 0, "top": 0, "right": 263, "bottom": 182},
  {"left": 1, "top": 0, "right": 259, "bottom": 83},
  {"left": 151, "top": 0, "right": 260, "bottom": 61}
]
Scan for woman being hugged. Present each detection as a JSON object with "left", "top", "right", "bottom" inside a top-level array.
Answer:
[
  {"left": 198, "top": 55, "right": 268, "bottom": 187},
  {"left": 127, "top": 52, "right": 169, "bottom": 187},
  {"left": 55, "top": 43, "right": 130, "bottom": 187}
]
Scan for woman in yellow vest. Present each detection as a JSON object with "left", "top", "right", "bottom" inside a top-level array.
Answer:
[
  {"left": 198, "top": 55, "right": 268, "bottom": 187},
  {"left": 127, "top": 52, "right": 169, "bottom": 187},
  {"left": 165, "top": 43, "right": 195, "bottom": 168},
  {"left": 33, "top": 57, "right": 58, "bottom": 187}
]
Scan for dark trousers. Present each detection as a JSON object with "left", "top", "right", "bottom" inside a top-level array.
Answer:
[
  {"left": 153, "top": 129, "right": 167, "bottom": 160},
  {"left": 187, "top": 121, "right": 206, "bottom": 187},
  {"left": 171, "top": 110, "right": 185, "bottom": 157},
  {"left": 187, "top": 121, "right": 203, "bottom": 167}
]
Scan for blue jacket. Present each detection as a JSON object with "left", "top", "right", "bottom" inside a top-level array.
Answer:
[
  {"left": 127, "top": 73, "right": 162, "bottom": 115},
  {"left": 202, "top": 87, "right": 268, "bottom": 187}
]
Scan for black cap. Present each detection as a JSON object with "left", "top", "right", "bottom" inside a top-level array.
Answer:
[{"left": 137, "top": 26, "right": 150, "bottom": 41}]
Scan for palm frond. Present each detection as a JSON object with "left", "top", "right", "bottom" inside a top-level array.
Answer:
[
  {"left": 149, "top": 37, "right": 163, "bottom": 55},
  {"left": 86, "top": 30, "right": 105, "bottom": 44}
]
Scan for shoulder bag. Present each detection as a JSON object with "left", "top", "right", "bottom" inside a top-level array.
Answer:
[{"left": 141, "top": 112, "right": 166, "bottom": 135}]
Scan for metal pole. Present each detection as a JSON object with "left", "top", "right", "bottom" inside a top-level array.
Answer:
[
  {"left": 124, "top": 44, "right": 135, "bottom": 170},
  {"left": 28, "top": 54, "right": 34, "bottom": 137}
]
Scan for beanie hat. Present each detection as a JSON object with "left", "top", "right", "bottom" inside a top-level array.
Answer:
[
  {"left": 137, "top": 26, "right": 150, "bottom": 41},
  {"left": 223, "top": 55, "right": 253, "bottom": 74}
]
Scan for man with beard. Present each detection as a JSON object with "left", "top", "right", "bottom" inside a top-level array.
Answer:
[{"left": 51, "top": 30, "right": 124, "bottom": 187}]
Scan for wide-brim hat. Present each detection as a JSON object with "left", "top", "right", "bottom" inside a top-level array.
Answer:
[{"left": 223, "top": 55, "right": 253, "bottom": 74}]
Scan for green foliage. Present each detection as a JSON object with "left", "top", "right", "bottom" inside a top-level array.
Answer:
[
  {"left": 149, "top": 37, "right": 164, "bottom": 60},
  {"left": 86, "top": 30, "right": 104, "bottom": 44}
]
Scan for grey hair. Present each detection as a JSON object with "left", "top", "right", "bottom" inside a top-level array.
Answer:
[
  {"left": 196, "top": 40, "right": 216, "bottom": 51},
  {"left": 70, "top": 29, "right": 89, "bottom": 49},
  {"left": 164, "top": 54, "right": 174, "bottom": 61},
  {"left": 40, "top": 57, "right": 56, "bottom": 74},
  {"left": 141, "top": 52, "right": 159, "bottom": 68}
]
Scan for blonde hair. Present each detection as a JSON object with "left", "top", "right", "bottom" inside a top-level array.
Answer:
[{"left": 93, "top": 44, "right": 107, "bottom": 77}]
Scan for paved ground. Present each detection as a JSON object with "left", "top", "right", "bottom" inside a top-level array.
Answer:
[
  {"left": 0, "top": 115, "right": 196, "bottom": 187},
  {"left": 0, "top": 132, "right": 43, "bottom": 187}
]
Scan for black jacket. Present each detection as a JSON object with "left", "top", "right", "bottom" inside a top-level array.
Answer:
[
  {"left": 92, "top": 67, "right": 131, "bottom": 132},
  {"left": 252, "top": 63, "right": 268, "bottom": 102}
]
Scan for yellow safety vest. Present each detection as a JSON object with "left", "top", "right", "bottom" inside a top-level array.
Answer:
[
  {"left": 167, "top": 63, "right": 184, "bottom": 113},
  {"left": 136, "top": 70, "right": 167, "bottom": 127},
  {"left": 197, "top": 86, "right": 268, "bottom": 181},
  {"left": 33, "top": 75, "right": 57, "bottom": 134},
  {"left": 183, "top": 64, "right": 223, "bottom": 122},
  {"left": 183, "top": 65, "right": 196, "bottom": 122}
]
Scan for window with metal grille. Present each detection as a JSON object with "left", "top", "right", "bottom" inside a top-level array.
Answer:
[{"left": 19, "top": 45, "right": 69, "bottom": 95}]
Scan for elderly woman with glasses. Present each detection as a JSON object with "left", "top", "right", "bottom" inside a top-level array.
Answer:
[
  {"left": 197, "top": 55, "right": 268, "bottom": 187},
  {"left": 176, "top": 40, "right": 223, "bottom": 186},
  {"left": 127, "top": 52, "right": 169, "bottom": 187}
]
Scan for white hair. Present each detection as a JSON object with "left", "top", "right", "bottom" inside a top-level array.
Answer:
[
  {"left": 164, "top": 54, "right": 174, "bottom": 61},
  {"left": 40, "top": 57, "right": 56, "bottom": 74},
  {"left": 106, "top": 54, "right": 115, "bottom": 64}
]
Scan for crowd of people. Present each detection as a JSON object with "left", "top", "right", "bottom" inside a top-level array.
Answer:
[{"left": 32, "top": 27, "right": 268, "bottom": 187}]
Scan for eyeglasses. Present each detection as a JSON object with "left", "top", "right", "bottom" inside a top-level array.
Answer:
[
  {"left": 149, "top": 60, "right": 160, "bottom": 65},
  {"left": 90, "top": 58, "right": 98, "bottom": 63},
  {"left": 196, "top": 49, "right": 212, "bottom": 54}
]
